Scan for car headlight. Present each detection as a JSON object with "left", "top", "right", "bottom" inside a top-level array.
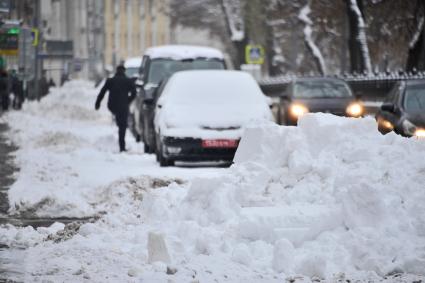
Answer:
[
  {"left": 346, "top": 102, "right": 364, "bottom": 117},
  {"left": 377, "top": 118, "right": 394, "bottom": 131},
  {"left": 402, "top": 119, "right": 417, "bottom": 136},
  {"left": 289, "top": 103, "right": 309, "bottom": 118},
  {"left": 414, "top": 129, "right": 425, "bottom": 138}
]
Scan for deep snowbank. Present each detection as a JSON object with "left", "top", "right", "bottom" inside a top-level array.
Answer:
[
  {"left": 1, "top": 80, "right": 424, "bottom": 282},
  {"left": 1, "top": 81, "right": 223, "bottom": 218},
  {"left": 180, "top": 114, "right": 425, "bottom": 278}
]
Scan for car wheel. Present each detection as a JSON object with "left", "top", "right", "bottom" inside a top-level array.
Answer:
[
  {"left": 144, "top": 143, "right": 151, "bottom": 153},
  {"left": 157, "top": 140, "right": 173, "bottom": 167}
]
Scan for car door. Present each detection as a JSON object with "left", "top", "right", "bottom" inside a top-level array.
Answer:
[{"left": 380, "top": 83, "right": 403, "bottom": 124}]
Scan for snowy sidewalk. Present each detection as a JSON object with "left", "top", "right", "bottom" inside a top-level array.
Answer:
[{"left": 0, "top": 81, "right": 424, "bottom": 282}]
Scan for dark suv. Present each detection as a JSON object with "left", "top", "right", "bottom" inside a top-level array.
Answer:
[
  {"left": 277, "top": 77, "right": 364, "bottom": 125},
  {"left": 376, "top": 80, "right": 425, "bottom": 137},
  {"left": 128, "top": 45, "right": 226, "bottom": 153}
]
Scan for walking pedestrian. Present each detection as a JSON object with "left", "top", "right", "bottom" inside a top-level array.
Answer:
[
  {"left": 10, "top": 69, "right": 24, "bottom": 110},
  {"left": 0, "top": 69, "right": 9, "bottom": 111},
  {"left": 95, "top": 65, "right": 137, "bottom": 152}
]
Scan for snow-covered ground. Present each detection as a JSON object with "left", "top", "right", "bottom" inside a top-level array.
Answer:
[{"left": 1, "top": 81, "right": 425, "bottom": 282}]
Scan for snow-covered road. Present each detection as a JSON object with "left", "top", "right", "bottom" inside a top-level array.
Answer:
[{"left": 0, "top": 81, "right": 425, "bottom": 282}]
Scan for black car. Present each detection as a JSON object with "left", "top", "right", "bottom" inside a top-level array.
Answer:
[
  {"left": 276, "top": 77, "right": 364, "bottom": 125},
  {"left": 376, "top": 80, "right": 425, "bottom": 138},
  {"left": 128, "top": 45, "right": 227, "bottom": 153}
]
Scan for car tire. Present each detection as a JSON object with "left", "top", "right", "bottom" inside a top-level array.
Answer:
[
  {"left": 144, "top": 143, "right": 151, "bottom": 153},
  {"left": 157, "top": 139, "right": 174, "bottom": 167}
]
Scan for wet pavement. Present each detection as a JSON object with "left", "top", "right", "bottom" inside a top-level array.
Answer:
[
  {"left": 0, "top": 122, "right": 22, "bottom": 282},
  {"left": 0, "top": 123, "right": 17, "bottom": 217}
]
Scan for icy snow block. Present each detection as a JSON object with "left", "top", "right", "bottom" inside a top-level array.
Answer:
[
  {"left": 148, "top": 232, "right": 171, "bottom": 264},
  {"left": 234, "top": 123, "right": 293, "bottom": 167}
]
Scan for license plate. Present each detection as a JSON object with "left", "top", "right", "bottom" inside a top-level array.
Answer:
[{"left": 202, "top": 139, "right": 238, "bottom": 148}]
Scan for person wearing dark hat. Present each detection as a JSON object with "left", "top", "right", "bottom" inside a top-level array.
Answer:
[{"left": 95, "top": 65, "right": 137, "bottom": 152}]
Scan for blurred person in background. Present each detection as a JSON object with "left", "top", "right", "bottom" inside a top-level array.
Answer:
[
  {"left": 39, "top": 70, "right": 49, "bottom": 98},
  {"left": 95, "top": 65, "right": 137, "bottom": 152},
  {"left": 10, "top": 69, "right": 24, "bottom": 110},
  {"left": 0, "top": 69, "right": 9, "bottom": 111}
]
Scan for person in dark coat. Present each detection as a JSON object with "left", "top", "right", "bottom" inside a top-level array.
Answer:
[
  {"left": 95, "top": 65, "right": 137, "bottom": 152},
  {"left": 10, "top": 69, "right": 24, "bottom": 110},
  {"left": 0, "top": 69, "right": 9, "bottom": 111}
]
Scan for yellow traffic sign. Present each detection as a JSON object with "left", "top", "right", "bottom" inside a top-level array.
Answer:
[
  {"left": 245, "top": 44, "right": 265, "bottom": 65},
  {"left": 31, "top": 28, "right": 39, "bottom": 46}
]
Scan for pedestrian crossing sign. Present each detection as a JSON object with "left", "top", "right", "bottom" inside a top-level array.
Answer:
[{"left": 245, "top": 44, "right": 265, "bottom": 65}]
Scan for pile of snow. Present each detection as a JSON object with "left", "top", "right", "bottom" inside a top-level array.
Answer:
[
  {"left": 1, "top": 80, "right": 223, "bottom": 218},
  {"left": 1, "top": 80, "right": 425, "bottom": 282}
]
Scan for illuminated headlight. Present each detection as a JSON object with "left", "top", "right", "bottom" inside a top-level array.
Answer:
[
  {"left": 414, "top": 129, "right": 425, "bottom": 138},
  {"left": 378, "top": 118, "right": 394, "bottom": 130},
  {"left": 289, "top": 103, "right": 309, "bottom": 118},
  {"left": 402, "top": 119, "right": 417, "bottom": 136},
  {"left": 166, "top": 146, "right": 181, "bottom": 154},
  {"left": 346, "top": 102, "right": 364, "bottom": 117}
]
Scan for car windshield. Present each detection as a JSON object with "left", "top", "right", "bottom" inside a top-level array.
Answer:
[
  {"left": 404, "top": 85, "right": 425, "bottom": 113},
  {"left": 125, "top": 67, "right": 139, "bottom": 78},
  {"left": 147, "top": 58, "right": 225, "bottom": 84},
  {"left": 293, "top": 80, "right": 352, "bottom": 98}
]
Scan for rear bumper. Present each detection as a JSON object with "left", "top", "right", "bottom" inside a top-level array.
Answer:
[{"left": 162, "top": 137, "right": 238, "bottom": 162}]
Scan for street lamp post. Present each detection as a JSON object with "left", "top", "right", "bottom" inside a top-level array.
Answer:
[{"left": 34, "top": 0, "right": 41, "bottom": 101}]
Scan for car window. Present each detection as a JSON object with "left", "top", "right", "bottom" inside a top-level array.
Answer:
[
  {"left": 404, "top": 85, "right": 425, "bottom": 113},
  {"left": 125, "top": 67, "right": 139, "bottom": 78},
  {"left": 147, "top": 59, "right": 225, "bottom": 84},
  {"left": 384, "top": 84, "right": 398, "bottom": 103},
  {"left": 293, "top": 80, "right": 352, "bottom": 98}
]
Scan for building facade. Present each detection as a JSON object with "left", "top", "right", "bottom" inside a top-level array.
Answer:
[
  {"left": 2, "top": 0, "right": 171, "bottom": 84},
  {"left": 103, "top": 0, "right": 170, "bottom": 69}
]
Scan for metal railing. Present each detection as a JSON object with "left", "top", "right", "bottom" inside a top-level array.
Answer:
[{"left": 259, "top": 72, "right": 425, "bottom": 100}]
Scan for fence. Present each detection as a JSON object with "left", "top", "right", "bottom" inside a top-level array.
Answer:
[{"left": 259, "top": 72, "right": 425, "bottom": 101}]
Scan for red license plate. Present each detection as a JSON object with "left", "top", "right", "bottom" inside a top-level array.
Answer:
[{"left": 202, "top": 139, "right": 238, "bottom": 148}]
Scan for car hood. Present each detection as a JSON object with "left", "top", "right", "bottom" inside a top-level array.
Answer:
[
  {"left": 160, "top": 103, "right": 271, "bottom": 130},
  {"left": 294, "top": 97, "right": 354, "bottom": 113},
  {"left": 405, "top": 112, "right": 425, "bottom": 127}
]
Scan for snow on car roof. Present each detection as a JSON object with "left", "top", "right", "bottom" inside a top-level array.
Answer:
[
  {"left": 159, "top": 70, "right": 264, "bottom": 105},
  {"left": 156, "top": 70, "right": 272, "bottom": 135},
  {"left": 124, "top": 57, "right": 142, "bottom": 68},
  {"left": 145, "top": 45, "right": 224, "bottom": 60}
]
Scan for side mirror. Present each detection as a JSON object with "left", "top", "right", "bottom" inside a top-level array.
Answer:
[
  {"left": 280, "top": 89, "right": 290, "bottom": 99},
  {"left": 381, "top": 103, "right": 395, "bottom": 113}
]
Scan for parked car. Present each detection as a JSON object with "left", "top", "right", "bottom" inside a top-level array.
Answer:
[
  {"left": 129, "top": 45, "right": 227, "bottom": 152},
  {"left": 124, "top": 57, "right": 142, "bottom": 79},
  {"left": 153, "top": 70, "right": 273, "bottom": 166},
  {"left": 376, "top": 80, "right": 425, "bottom": 137},
  {"left": 276, "top": 77, "right": 364, "bottom": 125}
]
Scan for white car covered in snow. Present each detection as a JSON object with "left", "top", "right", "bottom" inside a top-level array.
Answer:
[
  {"left": 153, "top": 70, "right": 273, "bottom": 166},
  {"left": 130, "top": 45, "right": 227, "bottom": 151}
]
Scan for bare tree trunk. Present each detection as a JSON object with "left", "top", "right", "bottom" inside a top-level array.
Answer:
[
  {"left": 406, "top": 0, "right": 425, "bottom": 71},
  {"left": 219, "top": 0, "right": 248, "bottom": 69},
  {"left": 345, "top": 0, "right": 372, "bottom": 74},
  {"left": 299, "top": 1, "right": 327, "bottom": 75}
]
